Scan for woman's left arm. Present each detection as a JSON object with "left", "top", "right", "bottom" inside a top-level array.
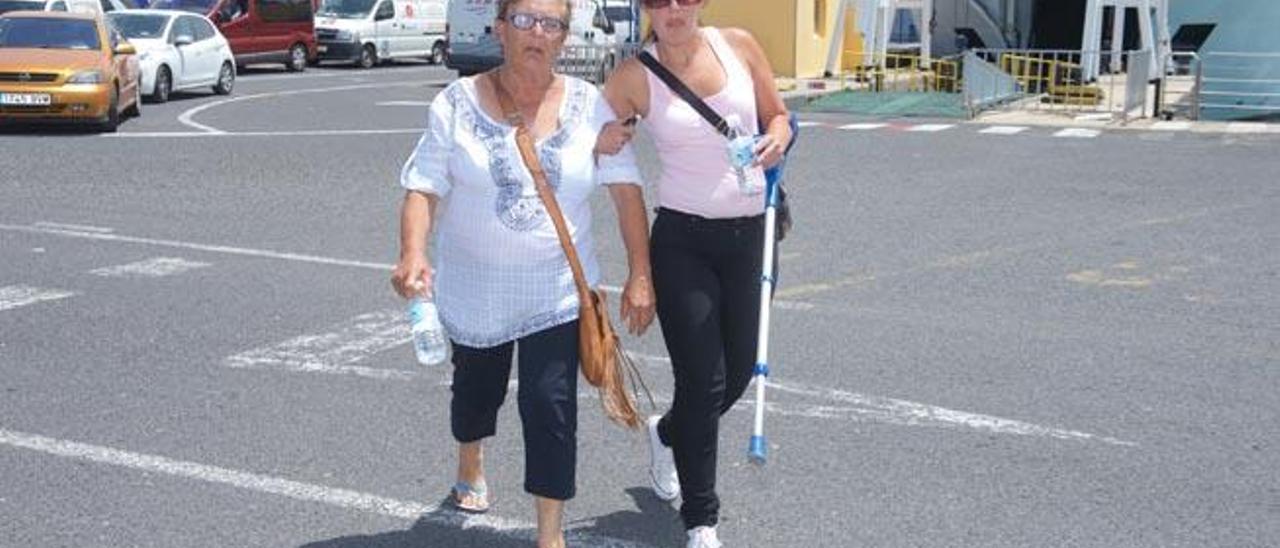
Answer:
[{"left": 724, "top": 28, "right": 792, "bottom": 169}]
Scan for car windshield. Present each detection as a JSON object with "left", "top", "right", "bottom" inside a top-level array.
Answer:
[
  {"left": 149, "top": 0, "right": 216, "bottom": 14},
  {"left": 0, "top": 0, "right": 43, "bottom": 15},
  {"left": 0, "top": 17, "right": 101, "bottom": 49},
  {"left": 603, "top": 6, "right": 631, "bottom": 22},
  {"left": 107, "top": 13, "right": 169, "bottom": 39},
  {"left": 317, "top": 0, "right": 375, "bottom": 19}
]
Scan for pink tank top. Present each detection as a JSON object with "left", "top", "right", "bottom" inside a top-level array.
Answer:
[{"left": 644, "top": 27, "right": 766, "bottom": 219}]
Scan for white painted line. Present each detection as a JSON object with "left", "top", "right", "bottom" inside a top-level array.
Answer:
[
  {"left": 838, "top": 123, "right": 887, "bottom": 131},
  {"left": 1054, "top": 128, "right": 1102, "bottom": 139},
  {"left": 1225, "top": 122, "right": 1273, "bottom": 134},
  {"left": 907, "top": 123, "right": 955, "bottom": 132},
  {"left": 225, "top": 310, "right": 416, "bottom": 380},
  {"left": 0, "top": 427, "right": 651, "bottom": 548},
  {"left": 796, "top": 121, "right": 826, "bottom": 128},
  {"left": 979, "top": 126, "right": 1029, "bottom": 135},
  {"left": 627, "top": 352, "right": 1132, "bottom": 445},
  {"left": 89, "top": 257, "right": 211, "bottom": 278},
  {"left": 1074, "top": 113, "right": 1113, "bottom": 122},
  {"left": 177, "top": 80, "right": 445, "bottom": 134},
  {"left": 1150, "top": 121, "right": 1192, "bottom": 131},
  {"left": 0, "top": 285, "right": 76, "bottom": 312},
  {"left": 32, "top": 221, "right": 113, "bottom": 233},
  {"left": 376, "top": 100, "right": 432, "bottom": 107},
  {"left": 0, "top": 223, "right": 392, "bottom": 271},
  {"left": 108, "top": 129, "right": 425, "bottom": 139}
]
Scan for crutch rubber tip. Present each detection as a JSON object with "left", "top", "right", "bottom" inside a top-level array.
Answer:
[{"left": 748, "top": 435, "right": 768, "bottom": 465}]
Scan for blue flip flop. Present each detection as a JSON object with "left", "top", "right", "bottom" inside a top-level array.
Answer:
[{"left": 448, "top": 481, "right": 490, "bottom": 514}]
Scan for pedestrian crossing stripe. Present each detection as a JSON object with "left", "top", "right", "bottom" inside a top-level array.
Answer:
[
  {"left": 907, "top": 124, "right": 955, "bottom": 132},
  {"left": 1054, "top": 128, "right": 1102, "bottom": 138},
  {"left": 0, "top": 285, "right": 76, "bottom": 312},
  {"left": 980, "top": 126, "right": 1030, "bottom": 135},
  {"left": 838, "top": 123, "right": 888, "bottom": 130},
  {"left": 89, "top": 257, "right": 211, "bottom": 278}
]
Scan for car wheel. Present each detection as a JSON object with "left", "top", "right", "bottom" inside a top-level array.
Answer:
[
  {"left": 99, "top": 86, "right": 120, "bottom": 133},
  {"left": 358, "top": 44, "right": 376, "bottom": 69},
  {"left": 430, "top": 41, "right": 446, "bottom": 65},
  {"left": 151, "top": 66, "right": 171, "bottom": 104},
  {"left": 213, "top": 62, "right": 234, "bottom": 95},
  {"left": 286, "top": 43, "right": 308, "bottom": 72}
]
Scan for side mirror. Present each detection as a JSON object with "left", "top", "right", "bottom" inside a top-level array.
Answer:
[
  {"left": 174, "top": 34, "right": 194, "bottom": 46},
  {"left": 115, "top": 42, "right": 137, "bottom": 55}
]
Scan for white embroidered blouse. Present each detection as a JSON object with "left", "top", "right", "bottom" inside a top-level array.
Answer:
[{"left": 400, "top": 76, "right": 642, "bottom": 348}]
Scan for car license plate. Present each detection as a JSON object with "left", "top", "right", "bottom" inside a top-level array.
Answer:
[
  {"left": 0, "top": 93, "right": 52, "bottom": 106},
  {"left": 317, "top": 45, "right": 328, "bottom": 53}
]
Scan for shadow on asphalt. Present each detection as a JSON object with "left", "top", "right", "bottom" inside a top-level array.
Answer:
[{"left": 297, "top": 488, "right": 683, "bottom": 548}]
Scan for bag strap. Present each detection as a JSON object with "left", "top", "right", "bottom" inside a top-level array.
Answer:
[
  {"left": 488, "top": 71, "right": 592, "bottom": 300},
  {"left": 637, "top": 50, "right": 733, "bottom": 139}
]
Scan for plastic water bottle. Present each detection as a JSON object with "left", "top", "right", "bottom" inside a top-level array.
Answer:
[
  {"left": 725, "top": 113, "right": 764, "bottom": 196},
  {"left": 408, "top": 296, "right": 448, "bottom": 366}
]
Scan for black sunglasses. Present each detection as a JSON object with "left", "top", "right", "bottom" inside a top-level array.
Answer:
[{"left": 504, "top": 12, "right": 569, "bottom": 34}]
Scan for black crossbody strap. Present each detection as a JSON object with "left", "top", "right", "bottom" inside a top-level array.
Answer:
[{"left": 637, "top": 50, "right": 733, "bottom": 139}]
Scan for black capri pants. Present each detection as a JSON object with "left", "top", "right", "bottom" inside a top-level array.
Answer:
[
  {"left": 650, "top": 207, "right": 775, "bottom": 529},
  {"left": 449, "top": 319, "right": 579, "bottom": 501}
]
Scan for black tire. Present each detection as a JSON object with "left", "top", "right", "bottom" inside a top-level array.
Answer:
[
  {"left": 358, "top": 44, "right": 376, "bottom": 69},
  {"left": 285, "top": 43, "right": 308, "bottom": 72},
  {"left": 213, "top": 62, "right": 234, "bottom": 95},
  {"left": 99, "top": 86, "right": 120, "bottom": 133},
  {"left": 150, "top": 66, "right": 171, "bottom": 104},
  {"left": 430, "top": 41, "right": 446, "bottom": 65}
]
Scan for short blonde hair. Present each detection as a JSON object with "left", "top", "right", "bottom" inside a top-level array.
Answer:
[{"left": 497, "top": 0, "right": 573, "bottom": 22}]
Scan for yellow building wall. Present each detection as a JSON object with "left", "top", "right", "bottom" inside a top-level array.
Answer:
[
  {"left": 696, "top": 0, "right": 864, "bottom": 78},
  {"left": 698, "top": 1, "right": 798, "bottom": 77}
]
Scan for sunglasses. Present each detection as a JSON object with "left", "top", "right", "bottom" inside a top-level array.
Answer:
[
  {"left": 641, "top": 0, "right": 702, "bottom": 8},
  {"left": 504, "top": 12, "right": 569, "bottom": 34}
]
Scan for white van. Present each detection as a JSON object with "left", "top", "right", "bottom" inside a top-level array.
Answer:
[
  {"left": 0, "top": 0, "right": 132, "bottom": 15},
  {"left": 314, "top": 0, "right": 446, "bottom": 68},
  {"left": 446, "top": 0, "right": 617, "bottom": 77}
]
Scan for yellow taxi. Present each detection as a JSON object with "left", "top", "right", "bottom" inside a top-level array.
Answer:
[{"left": 0, "top": 11, "right": 142, "bottom": 132}]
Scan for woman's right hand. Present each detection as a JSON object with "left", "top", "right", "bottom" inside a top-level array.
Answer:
[
  {"left": 594, "top": 117, "right": 636, "bottom": 156},
  {"left": 391, "top": 253, "right": 432, "bottom": 299}
]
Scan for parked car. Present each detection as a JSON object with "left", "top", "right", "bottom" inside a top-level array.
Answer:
[
  {"left": 0, "top": 0, "right": 135, "bottom": 15},
  {"left": 0, "top": 10, "right": 142, "bottom": 131},
  {"left": 108, "top": 9, "right": 235, "bottom": 102},
  {"left": 314, "top": 0, "right": 444, "bottom": 68},
  {"left": 148, "top": 0, "right": 316, "bottom": 71}
]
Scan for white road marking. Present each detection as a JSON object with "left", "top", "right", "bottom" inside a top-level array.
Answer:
[
  {"left": 376, "top": 100, "right": 432, "bottom": 107},
  {"left": 1074, "top": 113, "right": 1113, "bottom": 122},
  {"left": 796, "top": 121, "right": 826, "bottom": 128},
  {"left": 108, "top": 129, "right": 424, "bottom": 138},
  {"left": 626, "top": 352, "right": 1133, "bottom": 445},
  {"left": 1225, "top": 122, "right": 1274, "bottom": 134},
  {"left": 838, "top": 123, "right": 888, "bottom": 131},
  {"left": 0, "top": 285, "right": 76, "bottom": 312},
  {"left": 1150, "top": 121, "right": 1192, "bottom": 131},
  {"left": 0, "top": 427, "right": 651, "bottom": 548},
  {"left": 0, "top": 223, "right": 392, "bottom": 271},
  {"left": 225, "top": 310, "right": 416, "bottom": 380},
  {"left": 32, "top": 221, "right": 114, "bottom": 233},
  {"left": 89, "top": 257, "right": 211, "bottom": 278},
  {"left": 177, "top": 80, "right": 446, "bottom": 134},
  {"left": 979, "top": 126, "right": 1029, "bottom": 135},
  {"left": 907, "top": 124, "right": 955, "bottom": 132},
  {"left": 1054, "top": 128, "right": 1102, "bottom": 139}
]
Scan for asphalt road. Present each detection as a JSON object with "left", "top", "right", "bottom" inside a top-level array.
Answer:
[{"left": 1, "top": 62, "right": 1277, "bottom": 548}]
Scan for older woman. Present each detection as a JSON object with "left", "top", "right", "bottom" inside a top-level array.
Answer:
[
  {"left": 389, "top": 0, "right": 654, "bottom": 546},
  {"left": 599, "top": 1, "right": 792, "bottom": 547}
]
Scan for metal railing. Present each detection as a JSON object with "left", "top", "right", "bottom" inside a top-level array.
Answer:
[
  {"left": 1197, "top": 52, "right": 1280, "bottom": 120},
  {"left": 967, "top": 49, "right": 1154, "bottom": 120},
  {"left": 556, "top": 43, "right": 643, "bottom": 84},
  {"left": 1158, "top": 51, "right": 1202, "bottom": 120},
  {"left": 962, "top": 50, "right": 1019, "bottom": 115},
  {"left": 835, "top": 53, "right": 962, "bottom": 93}
]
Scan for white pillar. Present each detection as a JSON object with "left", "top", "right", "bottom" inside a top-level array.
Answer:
[
  {"left": 824, "top": 0, "right": 854, "bottom": 76},
  {"left": 1138, "top": 0, "right": 1157, "bottom": 79},
  {"left": 1082, "top": 0, "right": 1102, "bottom": 80},
  {"left": 1109, "top": 4, "right": 1126, "bottom": 73}
]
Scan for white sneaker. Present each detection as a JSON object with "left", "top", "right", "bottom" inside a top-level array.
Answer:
[
  {"left": 647, "top": 415, "right": 680, "bottom": 501},
  {"left": 686, "top": 526, "right": 722, "bottom": 548}
]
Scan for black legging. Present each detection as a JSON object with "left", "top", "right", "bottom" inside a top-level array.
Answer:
[{"left": 650, "top": 207, "right": 773, "bottom": 529}]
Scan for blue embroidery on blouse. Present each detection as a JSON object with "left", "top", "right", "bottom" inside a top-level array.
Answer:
[{"left": 457, "top": 78, "right": 590, "bottom": 233}]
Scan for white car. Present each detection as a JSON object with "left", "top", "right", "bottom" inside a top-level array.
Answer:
[
  {"left": 0, "top": 0, "right": 134, "bottom": 15},
  {"left": 107, "top": 9, "right": 235, "bottom": 103}
]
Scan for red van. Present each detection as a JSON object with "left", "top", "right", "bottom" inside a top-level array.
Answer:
[{"left": 150, "top": 0, "right": 316, "bottom": 71}]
